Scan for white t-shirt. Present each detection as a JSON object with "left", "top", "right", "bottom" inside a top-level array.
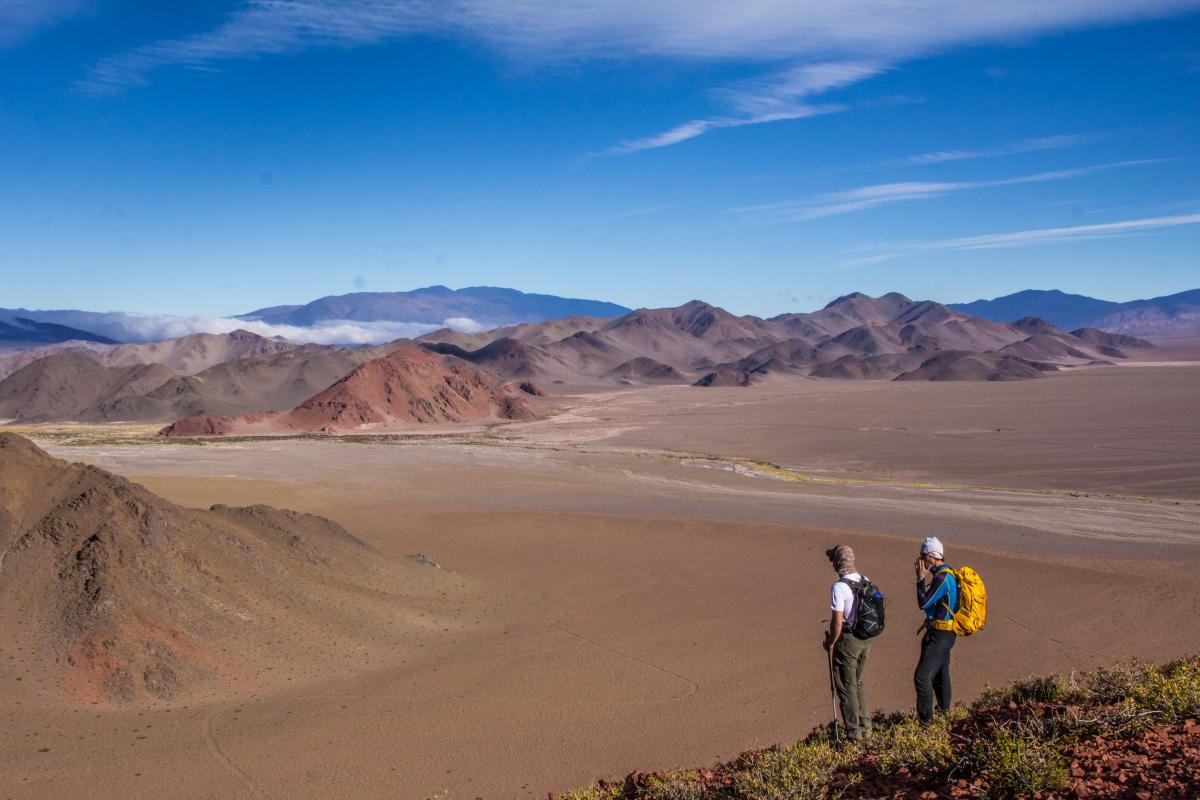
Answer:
[{"left": 831, "top": 572, "right": 863, "bottom": 624}]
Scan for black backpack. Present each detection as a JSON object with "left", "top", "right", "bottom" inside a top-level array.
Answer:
[{"left": 840, "top": 576, "right": 886, "bottom": 639}]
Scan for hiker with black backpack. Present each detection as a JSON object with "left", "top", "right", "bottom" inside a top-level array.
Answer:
[{"left": 823, "top": 545, "right": 885, "bottom": 740}]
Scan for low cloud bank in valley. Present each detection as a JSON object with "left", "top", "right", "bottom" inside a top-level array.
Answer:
[
  {"left": 441, "top": 316, "right": 487, "bottom": 333},
  {"left": 45, "top": 313, "right": 486, "bottom": 345}
]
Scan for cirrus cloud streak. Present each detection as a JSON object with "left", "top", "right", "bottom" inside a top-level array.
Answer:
[
  {"left": 730, "top": 159, "right": 1167, "bottom": 221},
  {"left": 890, "top": 133, "right": 1101, "bottom": 166},
  {"left": 839, "top": 211, "right": 1200, "bottom": 269}
]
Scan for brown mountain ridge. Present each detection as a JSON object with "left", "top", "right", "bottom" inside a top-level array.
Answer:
[
  {"left": 0, "top": 433, "right": 466, "bottom": 704},
  {"left": 0, "top": 337, "right": 412, "bottom": 424},
  {"left": 417, "top": 293, "right": 1154, "bottom": 386},
  {"left": 159, "top": 346, "right": 541, "bottom": 437}
]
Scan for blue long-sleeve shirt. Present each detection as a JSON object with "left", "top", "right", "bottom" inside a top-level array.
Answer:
[{"left": 917, "top": 565, "right": 958, "bottom": 623}]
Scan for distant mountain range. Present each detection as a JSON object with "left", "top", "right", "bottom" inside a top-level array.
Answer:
[
  {"left": 239, "top": 285, "right": 632, "bottom": 328},
  {"left": 418, "top": 292, "right": 1152, "bottom": 388},
  {"left": 0, "top": 314, "right": 117, "bottom": 348},
  {"left": 950, "top": 289, "right": 1200, "bottom": 338},
  {"left": 1, "top": 293, "right": 1161, "bottom": 430},
  {"left": 0, "top": 286, "right": 633, "bottom": 348},
  {"left": 8, "top": 286, "right": 1194, "bottom": 350}
]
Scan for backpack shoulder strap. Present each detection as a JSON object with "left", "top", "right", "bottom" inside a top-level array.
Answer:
[{"left": 943, "top": 566, "right": 962, "bottom": 614}]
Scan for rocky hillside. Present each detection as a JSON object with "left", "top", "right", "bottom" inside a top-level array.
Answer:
[
  {"left": 0, "top": 354, "right": 178, "bottom": 423},
  {"left": 553, "top": 656, "right": 1199, "bottom": 800},
  {"left": 0, "top": 335, "right": 410, "bottom": 423},
  {"left": 0, "top": 329, "right": 300, "bottom": 380},
  {"left": 159, "top": 346, "right": 541, "bottom": 436},
  {"left": 0, "top": 434, "right": 465, "bottom": 704}
]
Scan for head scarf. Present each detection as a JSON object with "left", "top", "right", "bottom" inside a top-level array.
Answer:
[
  {"left": 825, "top": 544, "right": 856, "bottom": 576},
  {"left": 921, "top": 537, "right": 944, "bottom": 560}
]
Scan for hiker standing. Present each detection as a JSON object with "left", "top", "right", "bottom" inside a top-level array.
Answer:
[
  {"left": 914, "top": 536, "right": 958, "bottom": 721},
  {"left": 823, "top": 545, "right": 872, "bottom": 740}
]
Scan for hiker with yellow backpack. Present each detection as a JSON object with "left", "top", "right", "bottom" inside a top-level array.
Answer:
[{"left": 914, "top": 537, "right": 986, "bottom": 722}]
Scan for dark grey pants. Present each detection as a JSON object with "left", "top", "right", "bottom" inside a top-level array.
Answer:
[
  {"left": 833, "top": 633, "right": 871, "bottom": 739},
  {"left": 915, "top": 628, "right": 956, "bottom": 721}
]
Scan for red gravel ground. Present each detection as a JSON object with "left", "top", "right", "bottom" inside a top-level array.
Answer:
[{"left": 598, "top": 707, "right": 1200, "bottom": 800}]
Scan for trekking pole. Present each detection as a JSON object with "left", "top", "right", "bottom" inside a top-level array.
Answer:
[{"left": 826, "top": 643, "right": 841, "bottom": 740}]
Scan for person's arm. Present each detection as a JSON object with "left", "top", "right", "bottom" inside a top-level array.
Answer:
[
  {"left": 824, "top": 611, "right": 844, "bottom": 651},
  {"left": 915, "top": 558, "right": 930, "bottom": 607},
  {"left": 918, "top": 570, "right": 949, "bottom": 612}
]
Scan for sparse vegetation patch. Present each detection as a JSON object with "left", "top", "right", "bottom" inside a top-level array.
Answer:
[{"left": 546, "top": 657, "right": 1200, "bottom": 800}]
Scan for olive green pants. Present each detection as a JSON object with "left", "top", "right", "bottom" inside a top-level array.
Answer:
[{"left": 833, "top": 633, "right": 872, "bottom": 739}]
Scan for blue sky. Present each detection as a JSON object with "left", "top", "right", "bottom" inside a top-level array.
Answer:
[{"left": 2, "top": 0, "right": 1199, "bottom": 321}]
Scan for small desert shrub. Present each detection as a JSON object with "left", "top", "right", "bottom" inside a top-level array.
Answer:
[
  {"left": 864, "top": 713, "right": 954, "bottom": 774},
  {"left": 1044, "top": 658, "right": 1200, "bottom": 739},
  {"left": 556, "top": 785, "right": 624, "bottom": 800},
  {"left": 1130, "top": 658, "right": 1200, "bottom": 719},
  {"left": 976, "top": 673, "right": 1083, "bottom": 709},
  {"left": 978, "top": 658, "right": 1199, "bottom": 723},
  {"left": 1077, "top": 661, "right": 1155, "bottom": 706},
  {"left": 731, "top": 740, "right": 857, "bottom": 800},
  {"left": 967, "top": 725, "right": 1068, "bottom": 800},
  {"left": 640, "top": 773, "right": 710, "bottom": 800}
]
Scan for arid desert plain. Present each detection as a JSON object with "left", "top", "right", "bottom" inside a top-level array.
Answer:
[{"left": 3, "top": 361, "right": 1199, "bottom": 799}]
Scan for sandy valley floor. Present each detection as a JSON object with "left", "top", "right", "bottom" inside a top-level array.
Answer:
[{"left": 3, "top": 364, "right": 1199, "bottom": 799}]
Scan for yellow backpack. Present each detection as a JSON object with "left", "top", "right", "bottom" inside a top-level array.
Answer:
[{"left": 946, "top": 566, "right": 987, "bottom": 636}]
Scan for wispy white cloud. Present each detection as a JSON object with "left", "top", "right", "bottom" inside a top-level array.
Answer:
[
  {"left": 839, "top": 211, "right": 1200, "bottom": 268},
  {"left": 607, "top": 102, "right": 847, "bottom": 155},
  {"left": 451, "top": 2, "right": 1200, "bottom": 66},
  {"left": 892, "top": 133, "right": 1100, "bottom": 166},
  {"left": 604, "top": 60, "right": 881, "bottom": 154},
  {"left": 78, "top": 1, "right": 432, "bottom": 94},
  {"left": 733, "top": 159, "right": 1166, "bottom": 220},
  {"left": 0, "top": 0, "right": 86, "bottom": 47},
  {"left": 76, "top": 1, "right": 1197, "bottom": 126},
  {"left": 77, "top": 1, "right": 1197, "bottom": 84},
  {"left": 722, "top": 62, "right": 884, "bottom": 114}
]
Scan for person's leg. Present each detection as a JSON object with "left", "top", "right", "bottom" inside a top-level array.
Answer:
[
  {"left": 833, "top": 636, "right": 865, "bottom": 738},
  {"left": 856, "top": 641, "right": 871, "bottom": 735},
  {"left": 931, "top": 632, "right": 955, "bottom": 712},
  {"left": 914, "top": 630, "right": 938, "bottom": 722}
]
